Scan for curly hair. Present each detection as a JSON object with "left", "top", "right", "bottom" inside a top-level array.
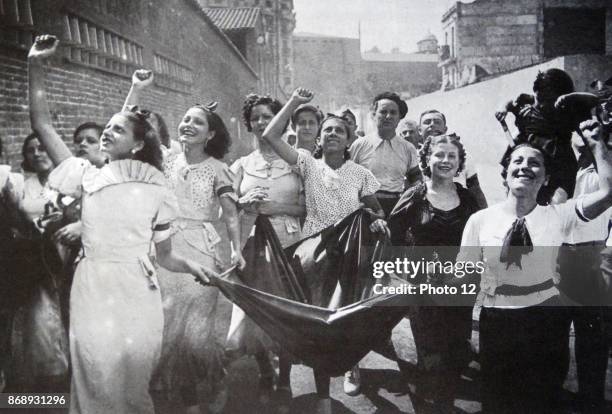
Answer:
[
  {"left": 241, "top": 94, "right": 283, "bottom": 132},
  {"left": 121, "top": 110, "right": 164, "bottom": 171},
  {"left": 418, "top": 134, "right": 466, "bottom": 178},
  {"left": 312, "top": 114, "right": 351, "bottom": 160},
  {"left": 371, "top": 92, "right": 408, "bottom": 119}
]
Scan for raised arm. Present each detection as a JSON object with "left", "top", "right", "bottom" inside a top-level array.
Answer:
[
  {"left": 579, "top": 119, "right": 612, "bottom": 219},
  {"left": 262, "top": 88, "right": 314, "bottom": 165},
  {"left": 28, "top": 35, "right": 72, "bottom": 165},
  {"left": 122, "top": 69, "right": 154, "bottom": 112}
]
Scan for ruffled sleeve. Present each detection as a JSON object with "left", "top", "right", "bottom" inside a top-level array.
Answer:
[
  {"left": 48, "top": 157, "right": 92, "bottom": 199},
  {"left": 359, "top": 167, "right": 380, "bottom": 197},
  {"left": 214, "top": 160, "right": 238, "bottom": 202},
  {"left": 152, "top": 188, "right": 179, "bottom": 243}
]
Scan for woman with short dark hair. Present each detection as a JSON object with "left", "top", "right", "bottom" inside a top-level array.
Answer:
[{"left": 459, "top": 119, "right": 612, "bottom": 413}]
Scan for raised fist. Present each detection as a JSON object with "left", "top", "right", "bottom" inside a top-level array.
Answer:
[
  {"left": 132, "top": 69, "right": 154, "bottom": 88},
  {"left": 291, "top": 87, "right": 314, "bottom": 104},
  {"left": 28, "top": 35, "right": 59, "bottom": 60}
]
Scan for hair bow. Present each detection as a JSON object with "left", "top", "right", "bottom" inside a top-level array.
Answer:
[{"left": 194, "top": 102, "right": 218, "bottom": 113}]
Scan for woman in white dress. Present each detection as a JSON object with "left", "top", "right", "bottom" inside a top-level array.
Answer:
[{"left": 28, "top": 35, "right": 214, "bottom": 414}]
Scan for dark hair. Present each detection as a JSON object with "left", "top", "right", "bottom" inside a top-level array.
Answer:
[
  {"left": 151, "top": 112, "right": 170, "bottom": 148},
  {"left": 371, "top": 92, "right": 408, "bottom": 118},
  {"left": 500, "top": 142, "right": 552, "bottom": 180},
  {"left": 188, "top": 106, "right": 232, "bottom": 159},
  {"left": 500, "top": 141, "right": 554, "bottom": 204},
  {"left": 340, "top": 108, "right": 356, "bottom": 122},
  {"left": 312, "top": 114, "right": 351, "bottom": 160},
  {"left": 21, "top": 132, "right": 42, "bottom": 172},
  {"left": 533, "top": 68, "right": 575, "bottom": 97},
  {"left": 419, "top": 134, "right": 466, "bottom": 178},
  {"left": 121, "top": 110, "right": 164, "bottom": 171},
  {"left": 419, "top": 109, "right": 447, "bottom": 125},
  {"left": 290, "top": 104, "right": 323, "bottom": 129},
  {"left": 242, "top": 94, "right": 283, "bottom": 132},
  {"left": 73, "top": 122, "right": 103, "bottom": 143}
]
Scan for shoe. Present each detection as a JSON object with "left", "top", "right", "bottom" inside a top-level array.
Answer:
[
  {"left": 343, "top": 366, "right": 361, "bottom": 396},
  {"left": 316, "top": 397, "right": 332, "bottom": 414}
]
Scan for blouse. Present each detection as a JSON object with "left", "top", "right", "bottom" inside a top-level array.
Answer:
[
  {"left": 296, "top": 151, "right": 380, "bottom": 237},
  {"left": 458, "top": 199, "right": 589, "bottom": 308}
]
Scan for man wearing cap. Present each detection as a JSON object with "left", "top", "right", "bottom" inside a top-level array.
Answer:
[
  {"left": 291, "top": 103, "right": 323, "bottom": 153},
  {"left": 419, "top": 109, "right": 487, "bottom": 208},
  {"left": 349, "top": 92, "right": 421, "bottom": 218}
]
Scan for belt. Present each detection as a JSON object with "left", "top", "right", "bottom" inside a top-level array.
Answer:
[{"left": 494, "top": 278, "right": 554, "bottom": 296}]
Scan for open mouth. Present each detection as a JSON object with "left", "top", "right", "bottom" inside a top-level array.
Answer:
[
  {"left": 180, "top": 129, "right": 196, "bottom": 137},
  {"left": 100, "top": 137, "right": 112, "bottom": 146}
]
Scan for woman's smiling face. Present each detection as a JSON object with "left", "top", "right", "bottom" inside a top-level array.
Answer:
[{"left": 505, "top": 145, "right": 548, "bottom": 196}]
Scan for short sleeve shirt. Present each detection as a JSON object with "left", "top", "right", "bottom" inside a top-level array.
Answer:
[
  {"left": 349, "top": 134, "right": 418, "bottom": 193},
  {"left": 296, "top": 151, "right": 380, "bottom": 237}
]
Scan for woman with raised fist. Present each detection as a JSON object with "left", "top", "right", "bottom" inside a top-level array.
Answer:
[{"left": 28, "top": 35, "right": 215, "bottom": 414}]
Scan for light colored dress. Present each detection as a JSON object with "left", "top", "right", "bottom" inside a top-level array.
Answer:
[
  {"left": 154, "top": 153, "right": 235, "bottom": 405},
  {"left": 48, "top": 157, "right": 176, "bottom": 414},
  {"left": 295, "top": 151, "right": 380, "bottom": 237},
  {"left": 226, "top": 150, "right": 303, "bottom": 355},
  {"left": 231, "top": 150, "right": 303, "bottom": 248}
]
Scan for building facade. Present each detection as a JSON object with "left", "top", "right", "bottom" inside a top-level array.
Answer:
[
  {"left": 439, "top": 0, "right": 612, "bottom": 90},
  {"left": 0, "top": 0, "right": 259, "bottom": 165},
  {"left": 198, "top": 0, "right": 295, "bottom": 97},
  {"left": 293, "top": 32, "right": 441, "bottom": 113}
]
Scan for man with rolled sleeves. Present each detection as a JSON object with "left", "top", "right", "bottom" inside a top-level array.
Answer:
[{"left": 350, "top": 92, "right": 421, "bottom": 217}]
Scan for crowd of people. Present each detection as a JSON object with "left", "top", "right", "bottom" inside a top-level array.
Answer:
[{"left": 1, "top": 34, "right": 612, "bottom": 414}]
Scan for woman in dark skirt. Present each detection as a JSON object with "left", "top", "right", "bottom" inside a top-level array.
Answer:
[
  {"left": 388, "top": 133, "right": 480, "bottom": 413},
  {"left": 458, "top": 119, "right": 612, "bottom": 413}
]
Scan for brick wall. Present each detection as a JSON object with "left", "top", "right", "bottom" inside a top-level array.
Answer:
[{"left": 0, "top": 0, "right": 258, "bottom": 169}]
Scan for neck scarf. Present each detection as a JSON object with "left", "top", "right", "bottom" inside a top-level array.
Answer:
[{"left": 499, "top": 217, "right": 533, "bottom": 269}]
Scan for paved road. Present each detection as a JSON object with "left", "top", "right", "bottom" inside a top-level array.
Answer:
[{"left": 218, "top": 314, "right": 612, "bottom": 414}]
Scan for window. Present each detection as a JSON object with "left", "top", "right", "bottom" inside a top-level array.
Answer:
[
  {"left": 61, "top": 13, "right": 143, "bottom": 76},
  {"left": 0, "top": 0, "right": 35, "bottom": 50},
  {"left": 154, "top": 53, "right": 194, "bottom": 93}
]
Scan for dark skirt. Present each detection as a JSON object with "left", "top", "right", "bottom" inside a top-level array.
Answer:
[{"left": 479, "top": 297, "right": 568, "bottom": 414}]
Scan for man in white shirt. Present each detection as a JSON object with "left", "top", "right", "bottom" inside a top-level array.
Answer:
[{"left": 350, "top": 92, "right": 421, "bottom": 217}]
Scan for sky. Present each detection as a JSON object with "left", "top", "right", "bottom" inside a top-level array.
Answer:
[{"left": 293, "top": 0, "right": 466, "bottom": 53}]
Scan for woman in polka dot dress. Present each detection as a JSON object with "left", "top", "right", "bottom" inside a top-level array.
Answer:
[{"left": 262, "top": 87, "right": 389, "bottom": 414}]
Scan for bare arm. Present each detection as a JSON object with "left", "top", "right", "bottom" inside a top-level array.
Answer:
[
  {"left": 155, "top": 237, "right": 217, "bottom": 283},
  {"left": 579, "top": 120, "right": 612, "bottom": 219},
  {"left": 122, "top": 70, "right": 153, "bottom": 111},
  {"left": 28, "top": 35, "right": 72, "bottom": 165},
  {"left": 262, "top": 88, "right": 314, "bottom": 166},
  {"left": 220, "top": 196, "right": 246, "bottom": 269}
]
